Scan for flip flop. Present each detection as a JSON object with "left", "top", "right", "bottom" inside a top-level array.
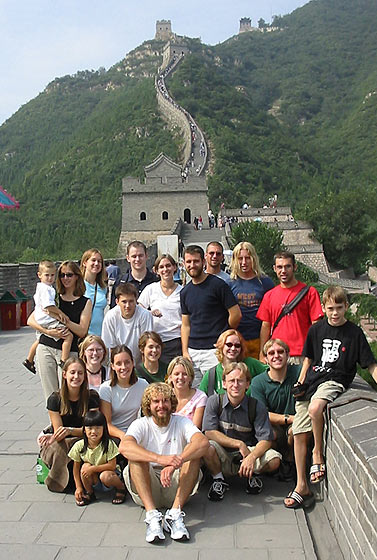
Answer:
[
  {"left": 112, "top": 487, "right": 127, "bottom": 505},
  {"left": 310, "top": 463, "right": 326, "bottom": 484},
  {"left": 76, "top": 492, "right": 96, "bottom": 506},
  {"left": 284, "top": 490, "right": 315, "bottom": 509}
]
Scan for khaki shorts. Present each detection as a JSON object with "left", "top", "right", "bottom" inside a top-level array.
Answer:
[
  {"left": 292, "top": 380, "right": 345, "bottom": 435},
  {"left": 123, "top": 464, "right": 202, "bottom": 508},
  {"left": 209, "top": 440, "right": 281, "bottom": 477}
]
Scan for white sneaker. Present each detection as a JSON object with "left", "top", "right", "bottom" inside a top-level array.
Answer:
[
  {"left": 163, "top": 507, "right": 190, "bottom": 541},
  {"left": 145, "top": 510, "right": 165, "bottom": 543}
]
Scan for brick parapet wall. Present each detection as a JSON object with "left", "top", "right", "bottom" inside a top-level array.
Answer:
[{"left": 324, "top": 376, "right": 377, "bottom": 559}]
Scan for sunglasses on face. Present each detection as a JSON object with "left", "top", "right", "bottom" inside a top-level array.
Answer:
[
  {"left": 59, "top": 272, "right": 75, "bottom": 278},
  {"left": 224, "top": 342, "right": 242, "bottom": 349}
]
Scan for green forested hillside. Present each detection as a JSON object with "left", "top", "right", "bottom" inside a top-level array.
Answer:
[{"left": 1, "top": 0, "right": 377, "bottom": 271}]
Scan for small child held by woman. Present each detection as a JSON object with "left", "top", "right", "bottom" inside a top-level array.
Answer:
[{"left": 68, "top": 410, "right": 126, "bottom": 506}]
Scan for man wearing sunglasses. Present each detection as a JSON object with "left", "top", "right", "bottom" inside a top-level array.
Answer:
[{"left": 204, "top": 242, "right": 230, "bottom": 281}]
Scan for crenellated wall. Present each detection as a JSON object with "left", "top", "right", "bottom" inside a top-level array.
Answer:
[{"left": 324, "top": 376, "right": 377, "bottom": 559}]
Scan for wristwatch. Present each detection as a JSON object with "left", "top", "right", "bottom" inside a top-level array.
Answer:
[{"left": 284, "top": 414, "right": 289, "bottom": 425}]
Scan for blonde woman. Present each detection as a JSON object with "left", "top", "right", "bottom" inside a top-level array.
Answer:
[
  {"left": 228, "top": 242, "right": 274, "bottom": 358},
  {"left": 166, "top": 356, "right": 207, "bottom": 429},
  {"left": 80, "top": 248, "right": 107, "bottom": 336},
  {"left": 199, "top": 329, "right": 267, "bottom": 396}
]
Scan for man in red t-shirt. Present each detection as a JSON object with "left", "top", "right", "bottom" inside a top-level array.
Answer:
[{"left": 257, "top": 252, "right": 323, "bottom": 363}]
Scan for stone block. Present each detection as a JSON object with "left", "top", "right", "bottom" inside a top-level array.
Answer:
[
  {"left": 10, "top": 484, "right": 66, "bottom": 502},
  {"left": 57, "top": 547, "right": 128, "bottom": 560},
  {"left": 0, "top": 500, "right": 30, "bottom": 521},
  {"left": 38, "top": 522, "right": 107, "bottom": 546},
  {"left": 0, "top": 521, "right": 45, "bottom": 543},
  {"left": 0, "top": 544, "right": 60, "bottom": 560},
  {"left": 199, "top": 550, "right": 267, "bottom": 560},
  {"left": 22, "top": 502, "right": 82, "bottom": 522},
  {"left": 338, "top": 405, "right": 377, "bottom": 430},
  {"left": 236, "top": 523, "right": 302, "bottom": 549}
]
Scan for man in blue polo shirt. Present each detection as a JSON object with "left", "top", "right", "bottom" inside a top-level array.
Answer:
[{"left": 202, "top": 361, "right": 281, "bottom": 501}]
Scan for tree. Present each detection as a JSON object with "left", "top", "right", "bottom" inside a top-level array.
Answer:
[{"left": 258, "top": 18, "right": 267, "bottom": 30}]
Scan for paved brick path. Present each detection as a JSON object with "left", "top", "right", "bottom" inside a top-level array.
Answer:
[{"left": 0, "top": 327, "right": 316, "bottom": 559}]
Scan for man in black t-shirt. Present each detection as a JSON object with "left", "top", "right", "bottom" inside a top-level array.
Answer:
[
  {"left": 284, "top": 286, "right": 377, "bottom": 510},
  {"left": 180, "top": 245, "right": 242, "bottom": 387}
]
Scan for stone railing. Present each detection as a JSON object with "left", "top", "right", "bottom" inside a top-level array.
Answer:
[{"left": 323, "top": 376, "right": 377, "bottom": 559}]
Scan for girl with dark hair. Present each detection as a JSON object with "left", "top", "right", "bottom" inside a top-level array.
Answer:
[
  {"left": 38, "top": 357, "right": 100, "bottom": 492},
  {"left": 135, "top": 331, "right": 168, "bottom": 383},
  {"left": 138, "top": 253, "right": 183, "bottom": 363},
  {"left": 68, "top": 410, "right": 126, "bottom": 505},
  {"left": 99, "top": 345, "right": 148, "bottom": 441}
]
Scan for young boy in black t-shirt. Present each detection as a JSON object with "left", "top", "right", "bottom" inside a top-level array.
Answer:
[{"left": 284, "top": 286, "right": 377, "bottom": 510}]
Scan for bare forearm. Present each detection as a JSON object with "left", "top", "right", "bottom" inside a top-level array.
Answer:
[
  {"left": 120, "top": 438, "right": 160, "bottom": 463},
  {"left": 269, "top": 412, "right": 294, "bottom": 426},
  {"left": 251, "top": 439, "right": 272, "bottom": 460},
  {"left": 297, "top": 357, "right": 312, "bottom": 384},
  {"left": 180, "top": 434, "right": 209, "bottom": 462},
  {"left": 259, "top": 322, "right": 271, "bottom": 360},
  {"left": 181, "top": 323, "right": 190, "bottom": 354},
  {"left": 205, "top": 429, "right": 242, "bottom": 450}
]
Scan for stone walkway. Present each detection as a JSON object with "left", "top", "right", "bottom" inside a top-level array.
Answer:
[{"left": 0, "top": 327, "right": 317, "bottom": 559}]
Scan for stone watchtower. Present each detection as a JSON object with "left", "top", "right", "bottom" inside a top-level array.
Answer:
[
  {"left": 155, "top": 20, "right": 174, "bottom": 41},
  {"left": 239, "top": 17, "right": 252, "bottom": 33},
  {"left": 119, "top": 153, "right": 208, "bottom": 251}
]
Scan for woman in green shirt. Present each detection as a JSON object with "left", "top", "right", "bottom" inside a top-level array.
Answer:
[
  {"left": 199, "top": 329, "right": 267, "bottom": 396},
  {"left": 135, "top": 331, "right": 168, "bottom": 384}
]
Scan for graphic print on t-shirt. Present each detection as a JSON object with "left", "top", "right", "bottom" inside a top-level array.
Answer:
[{"left": 321, "top": 338, "right": 341, "bottom": 366}]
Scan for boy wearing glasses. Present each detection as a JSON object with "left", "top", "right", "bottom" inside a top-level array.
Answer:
[
  {"left": 204, "top": 242, "right": 230, "bottom": 281},
  {"left": 23, "top": 260, "right": 73, "bottom": 374}
]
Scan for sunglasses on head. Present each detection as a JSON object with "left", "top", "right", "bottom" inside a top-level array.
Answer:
[{"left": 59, "top": 272, "right": 75, "bottom": 278}]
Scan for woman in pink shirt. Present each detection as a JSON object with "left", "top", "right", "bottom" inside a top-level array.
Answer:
[{"left": 166, "top": 356, "right": 207, "bottom": 429}]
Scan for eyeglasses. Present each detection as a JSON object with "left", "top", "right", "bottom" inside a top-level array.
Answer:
[
  {"left": 208, "top": 251, "right": 222, "bottom": 256},
  {"left": 86, "top": 348, "right": 104, "bottom": 354},
  {"left": 59, "top": 272, "right": 75, "bottom": 278},
  {"left": 224, "top": 342, "right": 242, "bottom": 349}
]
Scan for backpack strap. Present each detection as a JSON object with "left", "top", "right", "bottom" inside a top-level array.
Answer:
[
  {"left": 217, "top": 392, "right": 224, "bottom": 417},
  {"left": 272, "top": 285, "right": 310, "bottom": 332},
  {"left": 247, "top": 397, "right": 257, "bottom": 426},
  {"left": 207, "top": 365, "right": 218, "bottom": 396}
]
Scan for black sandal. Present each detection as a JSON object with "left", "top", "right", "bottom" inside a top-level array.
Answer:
[{"left": 112, "top": 488, "right": 126, "bottom": 505}]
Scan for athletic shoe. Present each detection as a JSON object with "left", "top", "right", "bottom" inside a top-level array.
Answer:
[
  {"left": 207, "top": 478, "right": 229, "bottom": 501},
  {"left": 163, "top": 507, "right": 189, "bottom": 541},
  {"left": 145, "top": 510, "right": 165, "bottom": 543},
  {"left": 245, "top": 475, "right": 263, "bottom": 494}
]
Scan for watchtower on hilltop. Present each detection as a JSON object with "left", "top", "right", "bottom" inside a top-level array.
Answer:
[
  {"left": 155, "top": 20, "right": 174, "bottom": 41},
  {"left": 239, "top": 17, "right": 252, "bottom": 33},
  {"left": 162, "top": 40, "right": 189, "bottom": 69}
]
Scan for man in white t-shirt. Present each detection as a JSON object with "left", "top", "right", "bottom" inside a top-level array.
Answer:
[
  {"left": 120, "top": 383, "right": 209, "bottom": 543},
  {"left": 101, "top": 283, "right": 153, "bottom": 363}
]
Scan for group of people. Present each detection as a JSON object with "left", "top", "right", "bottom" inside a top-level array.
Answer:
[{"left": 26, "top": 239, "right": 377, "bottom": 544}]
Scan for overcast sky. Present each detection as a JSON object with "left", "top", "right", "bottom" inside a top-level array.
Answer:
[{"left": 0, "top": 0, "right": 309, "bottom": 125}]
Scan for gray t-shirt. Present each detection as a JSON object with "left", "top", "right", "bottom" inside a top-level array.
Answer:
[{"left": 99, "top": 378, "right": 148, "bottom": 433}]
